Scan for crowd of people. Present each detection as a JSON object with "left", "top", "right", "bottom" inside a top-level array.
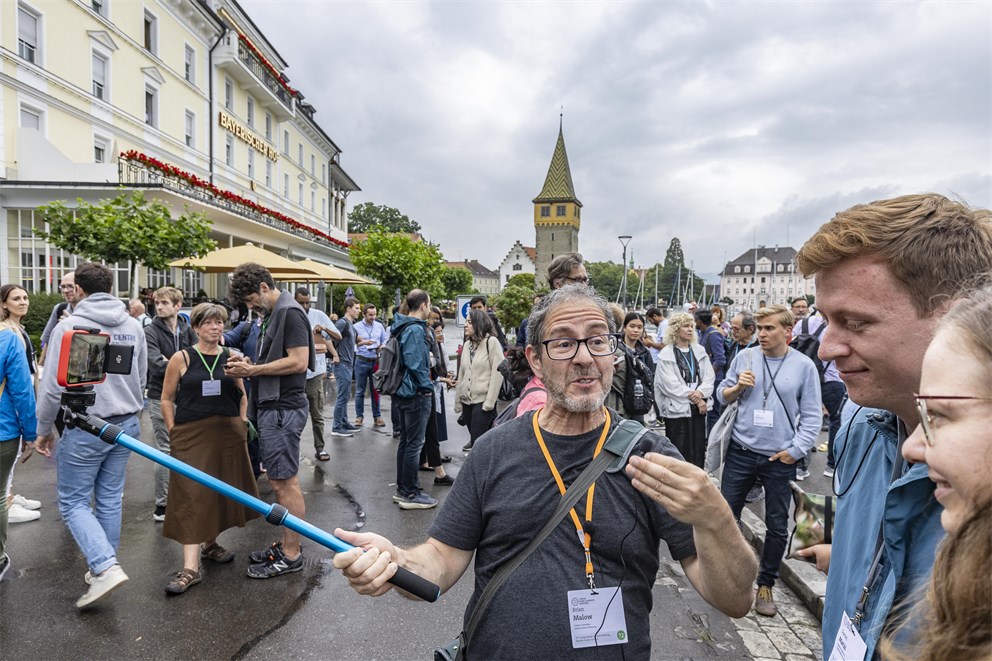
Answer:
[{"left": 0, "top": 192, "right": 990, "bottom": 661}]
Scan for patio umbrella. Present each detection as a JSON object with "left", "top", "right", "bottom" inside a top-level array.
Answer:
[
  {"left": 168, "top": 243, "right": 321, "bottom": 275},
  {"left": 269, "top": 259, "right": 373, "bottom": 284}
]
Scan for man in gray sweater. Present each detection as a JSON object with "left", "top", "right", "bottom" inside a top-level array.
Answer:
[{"left": 717, "top": 304, "right": 821, "bottom": 618}]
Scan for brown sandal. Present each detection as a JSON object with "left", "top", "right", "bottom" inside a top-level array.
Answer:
[
  {"left": 200, "top": 543, "right": 235, "bottom": 564},
  {"left": 165, "top": 568, "right": 202, "bottom": 594}
]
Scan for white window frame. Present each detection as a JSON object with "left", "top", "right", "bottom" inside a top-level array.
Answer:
[
  {"left": 311, "top": 190, "right": 315, "bottom": 211},
  {"left": 144, "top": 85, "right": 158, "bottom": 127},
  {"left": 91, "top": 0, "right": 107, "bottom": 17},
  {"left": 321, "top": 163, "right": 326, "bottom": 184},
  {"left": 265, "top": 159, "right": 272, "bottom": 188},
  {"left": 91, "top": 51, "right": 109, "bottom": 101},
  {"left": 265, "top": 112, "right": 272, "bottom": 141},
  {"left": 283, "top": 173, "right": 289, "bottom": 197},
  {"left": 282, "top": 130, "right": 289, "bottom": 155},
  {"left": 298, "top": 143, "right": 303, "bottom": 166},
  {"left": 93, "top": 133, "right": 112, "bottom": 163},
  {"left": 321, "top": 197, "right": 326, "bottom": 218},
  {"left": 143, "top": 9, "right": 157, "bottom": 55},
  {"left": 246, "top": 97, "right": 254, "bottom": 127},
  {"left": 224, "top": 77, "right": 233, "bottom": 110},
  {"left": 17, "top": 3, "right": 42, "bottom": 66},
  {"left": 184, "top": 44, "right": 195, "bottom": 84},
  {"left": 184, "top": 110, "right": 195, "bottom": 148},
  {"left": 248, "top": 150, "right": 255, "bottom": 179},
  {"left": 225, "top": 135, "right": 234, "bottom": 167},
  {"left": 310, "top": 154, "right": 315, "bottom": 176},
  {"left": 298, "top": 182, "right": 303, "bottom": 205},
  {"left": 19, "top": 103, "right": 44, "bottom": 132}
]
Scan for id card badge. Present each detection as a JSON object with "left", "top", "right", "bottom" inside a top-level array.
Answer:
[
  {"left": 753, "top": 409, "right": 775, "bottom": 428},
  {"left": 567, "top": 587, "right": 628, "bottom": 649},
  {"left": 202, "top": 380, "right": 221, "bottom": 397},
  {"left": 828, "top": 612, "right": 868, "bottom": 661}
]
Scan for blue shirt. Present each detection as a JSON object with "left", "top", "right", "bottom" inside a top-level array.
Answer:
[
  {"left": 716, "top": 346, "right": 822, "bottom": 459},
  {"left": 822, "top": 405, "right": 944, "bottom": 659},
  {"left": 354, "top": 319, "right": 388, "bottom": 359}
]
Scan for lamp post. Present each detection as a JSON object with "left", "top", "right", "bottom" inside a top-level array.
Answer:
[{"left": 618, "top": 235, "right": 632, "bottom": 310}]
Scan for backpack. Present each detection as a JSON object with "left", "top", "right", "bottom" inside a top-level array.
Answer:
[
  {"left": 789, "top": 317, "right": 828, "bottom": 381},
  {"left": 620, "top": 346, "right": 654, "bottom": 416},
  {"left": 493, "top": 385, "right": 546, "bottom": 427},
  {"left": 373, "top": 321, "right": 415, "bottom": 396},
  {"left": 496, "top": 358, "right": 517, "bottom": 402}
]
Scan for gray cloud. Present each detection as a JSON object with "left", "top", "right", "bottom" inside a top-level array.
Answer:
[{"left": 243, "top": 0, "right": 991, "bottom": 276}]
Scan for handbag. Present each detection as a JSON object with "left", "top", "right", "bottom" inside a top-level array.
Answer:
[
  {"left": 433, "top": 418, "right": 649, "bottom": 661},
  {"left": 787, "top": 480, "right": 833, "bottom": 559},
  {"left": 704, "top": 399, "right": 738, "bottom": 476}
]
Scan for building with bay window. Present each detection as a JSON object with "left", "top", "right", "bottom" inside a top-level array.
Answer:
[{"left": 2, "top": 0, "right": 359, "bottom": 296}]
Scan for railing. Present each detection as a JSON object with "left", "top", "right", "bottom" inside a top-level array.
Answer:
[
  {"left": 119, "top": 157, "right": 344, "bottom": 252},
  {"left": 237, "top": 39, "right": 294, "bottom": 111}
]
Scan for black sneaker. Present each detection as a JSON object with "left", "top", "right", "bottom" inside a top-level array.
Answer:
[
  {"left": 247, "top": 549, "right": 304, "bottom": 579},
  {"left": 153, "top": 506, "right": 166, "bottom": 522},
  {"left": 248, "top": 542, "right": 284, "bottom": 565},
  {"left": 0, "top": 553, "right": 10, "bottom": 582}
]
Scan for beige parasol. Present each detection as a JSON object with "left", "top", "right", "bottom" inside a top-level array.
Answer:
[{"left": 168, "top": 243, "right": 322, "bottom": 275}]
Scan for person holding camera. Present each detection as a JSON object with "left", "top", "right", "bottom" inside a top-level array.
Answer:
[
  {"left": 158, "top": 303, "right": 260, "bottom": 595},
  {"left": 34, "top": 262, "right": 147, "bottom": 609}
]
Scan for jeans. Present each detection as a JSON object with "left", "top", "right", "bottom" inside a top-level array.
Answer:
[
  {"left": 305, "top": 375, "right": 325, "bottom": 452},
  {"left": 395, "top": 394, "right": 432, "bottom": 496},
  {"left": 332, "top": 362, "right": 353, "bottom": 431},
  {"left": 56, "top": 414, "right": 138, "bottom": 575},
  {"left": 721, "top": 441, "right": 796, "bottom": 587},
  {"left": 821, "top": 380, "right": 847, "bottom": 469},
  {"left": 353, "top": 357, "right": 381, "bottom": 419},
  {"left": 146, "top": 399, "right": 170, "bottom": 508}
]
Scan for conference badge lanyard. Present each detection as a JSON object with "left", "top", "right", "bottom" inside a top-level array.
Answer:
[
  {"left": 532, "top": 409, "right": 628, "bottom": 649},
  {"left": 754, "top": 350, "right": 788, "bottom": 428},
  {"left": 195, "top": 347, "right": 222, "bottom": 397}
]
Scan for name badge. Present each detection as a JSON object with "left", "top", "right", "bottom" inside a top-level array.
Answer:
[
  {"left": 829, "top": 611, "right": 868, "bottom": 661},
  {"left": 202, "top": 380, "right": 221, "bottom": 397},
  {"left": 567, "top": 587, "right": 628, "bottom": 649},
  {"left": 753, "top": 409, "right": 775, "bottom": 428}
]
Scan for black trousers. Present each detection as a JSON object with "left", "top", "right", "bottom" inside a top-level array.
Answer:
[{"left": 664, "top": 408, "right": 707, "bottom": 468}]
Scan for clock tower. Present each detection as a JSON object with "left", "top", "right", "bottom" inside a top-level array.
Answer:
[{"left": 533, "top": 119, "right": 581, "bottom": 289}]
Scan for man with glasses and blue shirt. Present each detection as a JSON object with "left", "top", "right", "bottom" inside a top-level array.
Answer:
[
  {"left": 332, "top": 284, "right": 757, "bottom": 659},
  {"left": 353, "top": 303, "right": 388, "bottom": 429},
  {"left": 37, "top": 273, "right": 78, "bottom": 368}
]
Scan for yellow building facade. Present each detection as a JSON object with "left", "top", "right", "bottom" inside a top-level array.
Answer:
[{"left": 2, "top": 0, "right": 359, "bottom": 295}]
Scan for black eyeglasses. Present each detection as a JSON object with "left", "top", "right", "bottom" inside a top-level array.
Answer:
[
  {"left": 541, "top": 334, "right": 618, "bottom": 360},
  {"left": 914, "top": 394, "right": 992, "bottom": 446},
  {"left": 59, "top": 284, "right": 75, "bottom": 291},
  {"left": 559, "top": 276, "right": 590, "bottom": 285}
]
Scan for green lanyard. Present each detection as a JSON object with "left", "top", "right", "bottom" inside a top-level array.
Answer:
[{"left": 194, "top": 347, "right": 222, "bottom": 381}]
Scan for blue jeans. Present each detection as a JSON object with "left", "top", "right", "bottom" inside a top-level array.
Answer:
[
  {"left": 332, "top": 362, "right": 353, "bottom": 431},
  {"left": 821, "top": 380, "right": 847, "bottom": 469},
  {"left": 721, "top": 441, "right": 796, "bottom": 587},
  {"left": 395, "top": 394, "right": 432, "bottom": 496},
  {"left": 56, "top": 414, "right": 138, "bottom": 575},
  {"left": 353, "top": 358, "right": 380, "bottom": 419}
]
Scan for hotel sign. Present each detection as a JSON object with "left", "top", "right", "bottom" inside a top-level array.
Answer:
[{"left": 219, "top": 111, "right": 278, "bottom": 161}]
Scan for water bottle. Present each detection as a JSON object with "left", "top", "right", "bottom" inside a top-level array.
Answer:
[{"left": 634, "top": 380, "right": 644, "bottom": 399}]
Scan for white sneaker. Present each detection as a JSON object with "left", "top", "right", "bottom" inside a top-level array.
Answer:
[
  {"left": 7, "top": 503, "right": 40, "bottom": 523},
  {"left": 76, "top": 564, "right": 129, "bottom": 608},
  {"left": 11, "top": 494, "right": 41, "bottom": 510},
  {"left": 796, "top": 468, "right": 810, "bottom": 481}
]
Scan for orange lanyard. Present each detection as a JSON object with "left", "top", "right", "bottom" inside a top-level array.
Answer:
[{"left": 532, "top": 407, "right": 611, "bottom": 590}]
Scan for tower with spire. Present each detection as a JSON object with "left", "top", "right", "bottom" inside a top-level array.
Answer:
[{"left": 533, "top": 117, "right": 581, "bottom": 289}]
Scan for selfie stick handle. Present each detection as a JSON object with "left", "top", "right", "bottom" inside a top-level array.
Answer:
[{"left": 71, "top": 412, "right": 441, "bottom": 603}]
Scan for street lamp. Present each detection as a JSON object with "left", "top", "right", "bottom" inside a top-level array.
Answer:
[{"left": 618, "top": 235, "right": 632, "bottom": 310}]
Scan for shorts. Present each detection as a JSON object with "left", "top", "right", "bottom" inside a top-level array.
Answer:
[{"left": 256, "top": 407, "right": 308, "bottom": 480}]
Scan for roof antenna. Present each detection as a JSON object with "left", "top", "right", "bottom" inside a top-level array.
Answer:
[{"left": 560, "top": 106, "right": 564, "bottom": 130}]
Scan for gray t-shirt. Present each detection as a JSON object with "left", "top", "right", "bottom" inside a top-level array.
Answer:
[{"left": 428, "top": 409, "right": 696, "bottom": 660}]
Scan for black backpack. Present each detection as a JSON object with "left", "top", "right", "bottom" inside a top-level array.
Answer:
[
  {"left": 789, "top": 317, "right": 828, "bottom": 382},
  {"left": 373, "top": 321, "right": 415, "bottom": 396},
  {"left": 496, "top": 358, "right": 518, "bottom": 402},
  {"left": 493, "top": 385, "right": 546, "bottom": 427},
  {"left": 620, "top": 347, "right": 654, "bottom": 416}
]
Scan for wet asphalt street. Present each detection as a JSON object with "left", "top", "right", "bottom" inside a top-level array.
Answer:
[{"left": 0, "top": 338, "right": 826, "bottom": 660}]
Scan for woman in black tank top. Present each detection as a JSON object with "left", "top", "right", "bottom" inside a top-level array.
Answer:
[{"left": 159, "top": 303, "right": 260, "bottom": 595}]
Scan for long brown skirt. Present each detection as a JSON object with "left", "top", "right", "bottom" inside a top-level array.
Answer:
[{"left": 162, "top": 415, "right": 261, "bottom": 544}]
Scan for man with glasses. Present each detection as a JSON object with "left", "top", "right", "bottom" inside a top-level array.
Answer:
[
  {"left": 38, "top": 273, "right": 78, "bottom": 367},
  {"left": 332, "top": 285, "right": 758, "bottom": 659},
  {"left": 546, "top": 252, "right": 589, "bottom": 290},
  {"left": 794, "top": 193, "right": 992, "bottom": 660},
  {"left": 295, "top": 288, "right": 340, "bottom": 461}
]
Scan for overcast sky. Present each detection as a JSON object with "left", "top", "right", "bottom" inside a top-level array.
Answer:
[{"left": 243, "top": 0, "right": 991, "bottom": 279}]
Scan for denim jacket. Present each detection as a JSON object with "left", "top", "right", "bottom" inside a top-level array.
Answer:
[{"left": 822, "top": 404, "right": 945, "bottom": 659}]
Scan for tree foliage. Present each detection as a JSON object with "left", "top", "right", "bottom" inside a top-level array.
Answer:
[
  {"left": 505, "top": 273, "right": 535, "bottom": 290},
  {"left": 35, "top": 191, "right": 216, "bottom": 297},
  {"left": 349, "top": 229, "right": 443, "bottom": 311},
  {"left": 492, "top": 284, "right": 534, "bottom": 335},
  {"left": 646, "top": 238, "right": 706, "bottom": 308},
  {"left": 440, "top": 266, "right": 476, "bottom": 301},
  {"left": 347, "top": 202, "right": 422, "bottom": 234},
  {"left": 584, "top": 261, "right": 625, "bottom": 302}
]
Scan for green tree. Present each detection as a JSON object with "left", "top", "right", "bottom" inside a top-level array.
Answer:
[
  {"left": 440, "top": 265, "right": 475, "bottom": 301},
  {"left": 35, "top": 191, "right": 216, "bottom": 297},
  {"left": 492, "top": 284, "right": 534, "bottom": 337},
  {"left": 585, "top": 261, "right": 625, "bottom": 302},
  {"left": 505, "top": 273, "right": 535, "bottom": 290},
  {"left": 350, "top": 229, "right": 443, "bottom": 311},
  {"left": 655, "top": 238, "right": 705, "bottom": 307},
  {"left": 347, "top": 202, "right": 422, "bottom": 234}
]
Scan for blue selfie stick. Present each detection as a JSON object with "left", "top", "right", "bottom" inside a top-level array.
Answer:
[{"left": 68, "top": 410, "right": 441, "bottom": 603}]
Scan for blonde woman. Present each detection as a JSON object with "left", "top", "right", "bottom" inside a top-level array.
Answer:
[
  {"left": 454, "top": 309, "right": 504, "bottom": 452},
  {"left": 654, "top": 312, "right": 714, "bottom": 467}
]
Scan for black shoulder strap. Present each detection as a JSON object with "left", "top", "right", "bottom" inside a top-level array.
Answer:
[{"left": 462, "top": 419, "right": 646, "bottom": 645}]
